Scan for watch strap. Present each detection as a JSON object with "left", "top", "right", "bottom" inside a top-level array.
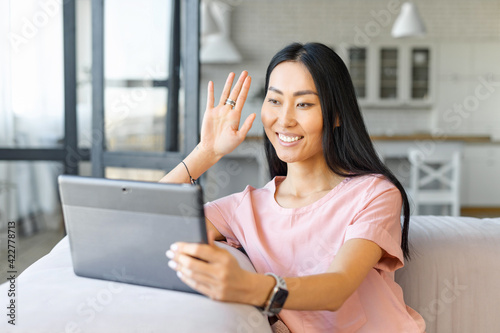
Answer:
[{"left": 259, "top": 273, "right": 288, "bottom": 316}]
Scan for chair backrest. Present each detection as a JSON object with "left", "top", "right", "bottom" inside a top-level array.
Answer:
[{"left": 408, "top": 145, "right": 462, "bottom": 215}]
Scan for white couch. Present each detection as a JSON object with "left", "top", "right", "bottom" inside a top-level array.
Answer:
[
  {"left": 0, "top": 240, "right": 271, "bottom": 333},
  {"left": 1, "top": 215, "right": 499, "bottom": 332},
  {"left": 395, "top": 215, "right": 500, "bottom": 333}
]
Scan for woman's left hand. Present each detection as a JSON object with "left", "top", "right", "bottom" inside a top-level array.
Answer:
[{"left": 166, "top": 232, "right": 258, "bottom": 304}]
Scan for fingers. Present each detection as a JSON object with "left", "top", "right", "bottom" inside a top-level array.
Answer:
[
  {"left": 167, "top": 254, "right": 215, "bottom": 295},
  {"left": 227, "top": 71, "right": 249, "bottom": 107},
  {"left": 218, "top": 72, "right": 236, "bottom": 105},
  {"left": 166, "top": 245, "right": 214, "bottom": 282},
  {"left": 217, "top": 71, "right": 249, "bottom": 107},
  {"left": 206, "top": 81, "right": 214, "bottom": 110},
  {"left": 168, "top": 242, "right": 220, "bottom": 264},
  {"left": 166, "top": 242, "right": 227, "bottom": 297},
  {"left": 233, "top": 75, "right": 251, "bottom": 112},
  {"left": 166, "top": 241, "right": 249, "bottom": 301},
  {"left": 171, "top": 252, "right": 212, "bottom": 278},
  {"left": 238, "top": 113, "right": 256, "bottom": 139},
  {"left": 177, "top": 273, "right": 213, "bottom": 297},
  {"left": 166, "top": 241, "right": 232, "bottom": 279}
]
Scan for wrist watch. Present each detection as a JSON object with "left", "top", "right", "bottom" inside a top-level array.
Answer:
[{"left": 259, "top": 273, "right": 289, "bottom": 316}]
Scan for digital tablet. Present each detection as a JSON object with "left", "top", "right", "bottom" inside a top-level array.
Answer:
[{"left": 58, "top": 175, "right": 207, "bottom": 293}]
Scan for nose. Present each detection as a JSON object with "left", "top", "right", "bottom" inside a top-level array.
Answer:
[{"left": 277, "top": 105, "right": 297, "bottom": 128}]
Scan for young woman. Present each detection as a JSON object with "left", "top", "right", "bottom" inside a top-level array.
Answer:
[{"left": 161, "top": 42, "right": 425, "bottom": 332}]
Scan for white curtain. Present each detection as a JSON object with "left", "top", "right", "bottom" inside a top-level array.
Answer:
[
  {"left": 1, "top": 0, "right": 64, "bottom": 231},
  {"left": 0, "top": 1, "right": 16, "bottom": 226},
  {"left": 0, "top": 0, "right": 13, "bottom": 146}
]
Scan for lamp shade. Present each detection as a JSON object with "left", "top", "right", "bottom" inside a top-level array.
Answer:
[
  {"left": 200, "top": 1, "right": 242, "bottom": 64},
  {"left": 391, "top": 2, "right": 426, "bottom": 38},
  {"left": 200, "top": 34, "right": 242, "bottom": 63},
  {"left": 201, "top": 1, "right": 218, "bottom": 36}
]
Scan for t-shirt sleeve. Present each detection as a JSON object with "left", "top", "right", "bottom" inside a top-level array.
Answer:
[
  {"left": 344, "top": 178, "right": 404, "bottom": 272},
  {"left": 204, "top": 193, "right": 243, "bottom": 248}
]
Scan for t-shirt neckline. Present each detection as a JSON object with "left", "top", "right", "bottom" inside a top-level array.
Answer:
[{"left": 267, "top": 176, "right": 351, "bottom": 214}]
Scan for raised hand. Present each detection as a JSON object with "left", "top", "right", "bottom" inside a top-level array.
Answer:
[
  {"left": 159, "top": 71, "right": 255, "bottom": 184},
  {"left": 199, "top": 71, "right": 256, "bottom": 159}
]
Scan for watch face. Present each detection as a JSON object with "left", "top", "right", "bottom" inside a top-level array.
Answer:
[
  {"left": 273, "top": 289, "right": 289, "bottom": 308},
  {"left": 263, "top": 273, "right": 289, "bottom": 315}
]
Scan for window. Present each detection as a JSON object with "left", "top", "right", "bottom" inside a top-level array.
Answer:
[
  {"left": 91, "top": 0, "right": 200, "bottom": 179},
  {"left": 0, "top": 0, "right": 201, "bottom": 270},
  {"left": 348, "top": 47, "right": 367, "bottom": 99},
  {"left": 411, "top": 48, "right": 430, "bottom": 100},
  {"left": 379, "top": 48, "right": 398, "bottom": 99}
]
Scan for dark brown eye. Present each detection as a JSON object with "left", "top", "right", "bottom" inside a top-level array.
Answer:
[{"left": 297, "top": 103, "right": 312, "bottom": 108}]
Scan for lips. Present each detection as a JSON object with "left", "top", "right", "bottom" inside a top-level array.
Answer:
[{"left": 277, "top": 132, "right": 304, "bottom": 143}]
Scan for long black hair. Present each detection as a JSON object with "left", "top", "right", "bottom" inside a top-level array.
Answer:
[{"left": 263, "top": 42, "right": 411, "bottom": 260}]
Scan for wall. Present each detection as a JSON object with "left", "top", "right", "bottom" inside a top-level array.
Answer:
[
  {"left": 201, "top": 0, "right": 500, "bottom": 206},
  {"left": 201, "top": 0, "right": 500, "bottom": 139},
  {"left": 433, "top": 42, "right": 500, "bottom": 140}
]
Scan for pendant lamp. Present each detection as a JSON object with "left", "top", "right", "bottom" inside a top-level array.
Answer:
[
  {"left": 200, "top": 1, "right": 242, "bottom": 64},
  {"left": 391, "top": 2, "right": 427, "bottom": 38}
]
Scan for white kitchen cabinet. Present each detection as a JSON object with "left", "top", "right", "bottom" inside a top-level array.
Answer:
[
  {"left": 436, "top": 43, "right": 474, "bottom": 78},
  {"left": 348, "top": 47, "right": 368, "bottom": 99},
  {"left": 344, "top": 42, "right": 435, "bottom": 109},
  {"left": 434, "top": 42, "right": 500, "bottom": 139},
  {"left": 461, "top": 144, "right": 500, "bottom": 206}
]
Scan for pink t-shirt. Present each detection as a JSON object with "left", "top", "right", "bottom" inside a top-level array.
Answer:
[{"left": 204, "top": 174, "right": 426, "bottom": 333}]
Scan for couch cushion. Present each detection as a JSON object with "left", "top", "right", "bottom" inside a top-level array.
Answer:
[{"left": 395, "top": 216, "right": 500, "bottom": 333}]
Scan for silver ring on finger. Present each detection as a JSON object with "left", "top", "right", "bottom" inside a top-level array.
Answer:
[{"left": 224, "top": 98, "right": 236, "bottom": 108}]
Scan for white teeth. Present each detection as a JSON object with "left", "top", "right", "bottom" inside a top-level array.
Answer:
[{"left": 278, "top": 133, "right": 303, "bottom": 143}]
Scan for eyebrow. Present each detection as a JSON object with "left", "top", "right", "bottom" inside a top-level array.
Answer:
[{"left": 268, "top": 86, "right": 318, "bottom": 97}]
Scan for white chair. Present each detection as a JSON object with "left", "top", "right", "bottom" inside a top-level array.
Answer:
[{"left": 408, "top": 146, "right": 462, "bottom": 216}]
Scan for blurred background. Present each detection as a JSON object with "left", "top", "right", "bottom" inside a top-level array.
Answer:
[{"left": 1, "top": 0, "right": 499, "bottom": 274}]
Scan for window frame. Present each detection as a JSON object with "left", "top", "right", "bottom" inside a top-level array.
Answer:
[
  {"left": 0, "top": 0, "right": 87, "bottom": 175},
  {"left": 91, "top": 0, "right": 200, "bottom": 177},
  {"left": 0, "top": 0, "right": 201, "bottom": 179}
]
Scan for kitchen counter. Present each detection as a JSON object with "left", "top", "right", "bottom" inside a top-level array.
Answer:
[
  {"left": 241, "top": 134, "right": 500, "bottom": 209},
  {"left": 246, "top": 134, "right": 494, "bottom": 143},
  {"left": 370, "top": 134, "right": 492, "bottom": 143}
]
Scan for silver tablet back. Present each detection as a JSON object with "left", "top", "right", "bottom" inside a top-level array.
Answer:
[{"left": 58, "top": 175, "right": 207, "bottom": 293}]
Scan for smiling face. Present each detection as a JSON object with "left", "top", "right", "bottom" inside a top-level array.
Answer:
[{"left": 261, "top": 61, "right": 324, "bottom": 165}]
